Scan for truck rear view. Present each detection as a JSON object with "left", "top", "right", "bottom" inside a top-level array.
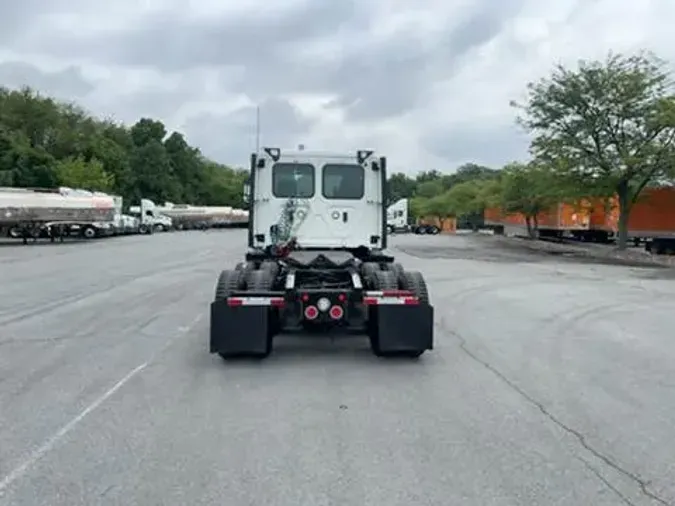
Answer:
[{"left": 208, "top": 147, "right": 434, "bottom": 360}]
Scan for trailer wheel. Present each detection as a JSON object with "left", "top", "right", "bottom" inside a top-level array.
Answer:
[
  {"left": 427, "top": 225, "right": 440, "bottom": 235},
  {"left": 83, "top": 226, "right": 97, "bottom": 239},
  {"left": 400, "top": 271, "right": 430, "bottom": 305}
]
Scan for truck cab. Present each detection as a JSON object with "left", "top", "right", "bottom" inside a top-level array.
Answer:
[
  {"left": 248, "top": 147, "right": 387, "bottom": 251},
  {"left": 386, "top": 198, "right": 410, "bottom": 233},
  {"left": 129, "top": 199, "right": 173, "bottom": 233}
]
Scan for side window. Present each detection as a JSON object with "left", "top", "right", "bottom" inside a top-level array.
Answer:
[
  {"left": 272, "top": 163, "right": 315, "bottom": 198},
  {"left": 322, "top": 164, "right": 365, "bottom": 200}
]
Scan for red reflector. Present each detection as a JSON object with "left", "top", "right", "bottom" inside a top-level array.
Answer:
[
  {"left": 403, "top": 297, "right": 419, "bottom": 305},
  {"left": 227, "top": 298, "right": 242, "bottom": 307},
  {"left": 304, "top": 305, "right": 319, "bottom": 320},
  {"left": 301, "top": 293, "right": 309, "bottom": 302},
  {"left": 329, "top": 305, "right": 344, "bottom": 319},
  {"left": 382, "top": 290, "right": 412, "bottom": 296},
  {"left": 337, "top": 293, "right": 346, "bottom": 302},
  {"left": 271, "top": 298, "right": 285, "bottom": 308},
  {"left": 363, "top": 297, "right": 377, "bottom": 305}
]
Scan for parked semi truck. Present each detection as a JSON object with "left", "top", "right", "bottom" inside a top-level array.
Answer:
[
  {"left": 209, "top": 147, "right": 434, "bottom": 360},
  {"left": 386, "top": 198, "right": 442, "bottom": 234},
  {"left": 128, "top": 199, "right": 173, "bottom": 234}
]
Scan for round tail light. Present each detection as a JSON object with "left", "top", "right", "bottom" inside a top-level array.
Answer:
[
  {"left": 329, "top": 305, "right": 344, "bottom": 319},
  {"left": 304, "top": 305, "right": 319, "bottom": 320}
]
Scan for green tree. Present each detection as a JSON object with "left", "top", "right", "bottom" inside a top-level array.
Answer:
[
  {"left": 499, "top": 162, "right": 560, "bottom": 238},
  {"left": 444, "top": 180, "right": 485, "bottom": 218},
  {"left": 513, "top": 51, "right": 675, "bottom": 248},
  {"left": 387, "top": 172, "right": 416, "bottom": 204},
  {"left": 419, "top": 192, "right": 454, "bottom": 229},
  {"left": 54, "top": 156, "right": 114, "bottom": 191},
  {"left": 415, "top": 180, "right": 444, "bottom": 198}
]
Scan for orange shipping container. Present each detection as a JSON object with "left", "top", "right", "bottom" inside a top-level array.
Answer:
[
  {"left": 602, "top": 187, "right": 675, "bottom": 236},
  {"left": 484, "top": 203, "right": 594, "bottom": 231},
  {"left": 485, "top": 188, "right": 675, "bottom": 238}
]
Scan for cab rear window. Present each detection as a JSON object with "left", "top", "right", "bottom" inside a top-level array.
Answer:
[
  {"left": 322, "top": 164, "right": 364, "bottom": 200},
  {"left": 272, "top": 163, "right": 315, "bottom": 198}
]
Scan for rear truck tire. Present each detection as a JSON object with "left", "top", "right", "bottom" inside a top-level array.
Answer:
[
  {"left": 382, "top": 262, "right": 405, "bottom": 284},
  {"left": 259, "top": 260, "right": 280, "bottom": 279},
  {"left": 415, "top": 226, "right": 426, "bottom": 234},
  {"left": 211, "top": 268, "right": 273, "bottom": 360},
  {"left": 360, "top": 262, "right": 380, "bottom": 288},
  {"left": 387, "top": 224, "right": 395, "bottom": 234},
  {"left": 82, "top": 225, "right": 97, "bottom": 239},
  {"left": 246, "top": 268, "right": 275, "bottom": 291},
  {"left": 214, "top": 269, "right": 243, "bottom": 300},
  {"left": 400, "top": 270, "right": 430, "bottom": 305},
  {"left": 427, "top": 225, "right": 440, "bottom": 235},
  {"left": 368, "top": 269, "right": 432, "bottom": 358}
]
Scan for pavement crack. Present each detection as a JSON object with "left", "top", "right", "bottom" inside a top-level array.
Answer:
[
  {"left": 576, "top": 457, "right": 635, "bottom": 506},
  {"left": 444, "top": 322, "right": 671, "bottom": 506}
]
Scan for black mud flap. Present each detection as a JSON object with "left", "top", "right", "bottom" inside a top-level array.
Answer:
[
  {"left": 369, "top": 304, "right": 434, "bottom": 353},
  {"left": 210, "top": 300, "right": 272, "bottom": 356}
]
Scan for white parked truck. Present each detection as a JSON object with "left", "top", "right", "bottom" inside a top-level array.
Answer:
[
  {"left": 386, "top": 198, "right": 410, "bottom": 233},
  {"left": 0, "top": 186, "right": 116, "bottom": 243},
  {"left": 209, "top": 147, "right": 434, "bottom": 360},
  {"left": 128, "top": 199, "right": 173, "bottom": 234}
]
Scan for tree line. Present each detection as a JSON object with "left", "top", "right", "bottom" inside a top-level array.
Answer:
[
  {"left": 0, "top": 87, "right": 248, "bottom": 208},
  {"left": 393, "top": 51, "right": 675, "bottom": 249},
  {"left": 2, "top": 50, "right": 674, "bottom": 249}
]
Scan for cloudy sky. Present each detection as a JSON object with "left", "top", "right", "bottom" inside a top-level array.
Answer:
[{"left": 0, "top": 0, "right": 673, "bottom": 173}]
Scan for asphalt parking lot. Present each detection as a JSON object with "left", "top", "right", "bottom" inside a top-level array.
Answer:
[{"left": 1, "top": 231, "right": 673, "bottom": 506}]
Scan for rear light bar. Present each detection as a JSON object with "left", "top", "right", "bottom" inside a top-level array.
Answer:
[
  {"left": 227, "top": 296, "right": 285, "bottom": 307},
  {"left": 362, "top": 290, "right": 419, "bottom": 306}
]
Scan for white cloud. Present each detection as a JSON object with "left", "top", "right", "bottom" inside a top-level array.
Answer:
[{"left": 0, "top": 0, "right": 673, "bottom": 173}]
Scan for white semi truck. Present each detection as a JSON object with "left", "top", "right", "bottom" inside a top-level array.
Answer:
[
  {"left": 128, "top": 199, "right": 173, "bottom": 234},
  {"left": 209, "top": 147, "right": 434, "bottom": 359},
  {"left": 386, "top": 198, "right": 411, "bottom": 234}
]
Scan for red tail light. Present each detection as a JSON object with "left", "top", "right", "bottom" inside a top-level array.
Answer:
[
  {"left": 304, "top": 305, "right": 319, "bottom": 320},
  {"left": 329, "top": 305, "right": 344, "bottom": 319}
]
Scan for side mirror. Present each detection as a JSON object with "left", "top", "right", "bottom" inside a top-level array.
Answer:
[
  {"left": 256, "top": 159, "right": 265, "bottom": 168},
  {"left": 371, "top": 161, "right": 379, "bottom": 171}
]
